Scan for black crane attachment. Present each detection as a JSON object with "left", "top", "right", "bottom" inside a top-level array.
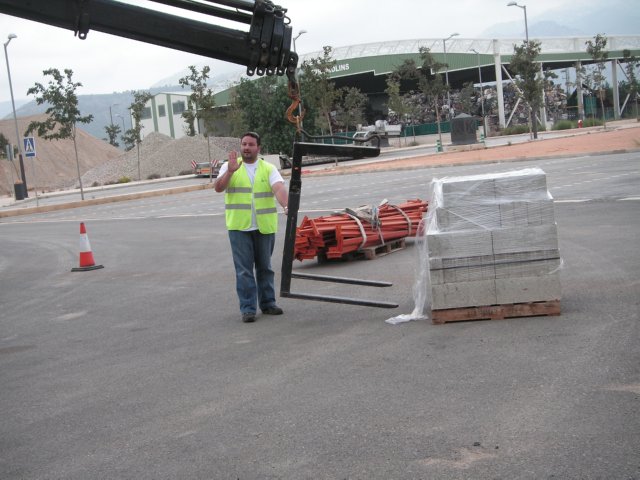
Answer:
[
  {"left": 279, "top": 134, "right": 399, "bottom": 310},
  {"left": 0, "top": 0, "right": 298, "bottom": 78}
]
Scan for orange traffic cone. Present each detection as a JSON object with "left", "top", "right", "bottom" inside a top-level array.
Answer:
[{"left": 71, "top": 222, "right": 104, "bottom": 272}]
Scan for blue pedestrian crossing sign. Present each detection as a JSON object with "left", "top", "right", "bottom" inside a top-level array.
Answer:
[{"left": 23, "top": 137, "right": 36, "bottom": 157}]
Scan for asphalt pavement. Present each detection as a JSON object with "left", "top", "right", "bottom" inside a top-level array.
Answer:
[{"left": 1, "top": 144, "right": 639, "bottom": 478}]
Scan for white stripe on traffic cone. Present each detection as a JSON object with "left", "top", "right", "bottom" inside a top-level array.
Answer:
[{"left": 71, "top": 222, "right": 104, "bottom": 272}]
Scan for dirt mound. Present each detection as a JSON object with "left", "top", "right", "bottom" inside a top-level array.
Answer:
[
  {"left": 80, "top": 133, "right": 241, "bottom": 185},
  {"left": 0, "top": 114, "right": 122, "bottom": 195},
  {"left": 1, "top": 114, "right": 242, "bottom": 194}
]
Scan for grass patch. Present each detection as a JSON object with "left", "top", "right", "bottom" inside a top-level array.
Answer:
[
  {"left": 552, "top": 120, "right": 575, "bottom": 130},
  {"left": 501, "top": 125, "right": 529, "bottom": 135}
]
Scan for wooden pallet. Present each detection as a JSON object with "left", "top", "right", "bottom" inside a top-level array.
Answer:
[
  {"left": 431, "top": 300, "right": 561, "bottom": 324},
  {"left": 360, "top": 238, "right": 406, "bottom": 260},
  {"left": 317, "top": 238, "right": 406, "bottom": 263}
]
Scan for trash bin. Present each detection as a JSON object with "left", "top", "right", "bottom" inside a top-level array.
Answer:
[
  {"left": 14, "top": 182, "right": 26, "bottom": 201},
  {"left": 450, "top": 113, "right": 478, "bottom": 145}
]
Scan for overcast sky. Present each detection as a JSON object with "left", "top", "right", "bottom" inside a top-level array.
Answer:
[{"left": 0, "top": 0, "right": 624, "bottom": 103}]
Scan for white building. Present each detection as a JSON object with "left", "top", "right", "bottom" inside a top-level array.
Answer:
[{"left": 139, "top": 92, "right": 200, "bottom": 139}]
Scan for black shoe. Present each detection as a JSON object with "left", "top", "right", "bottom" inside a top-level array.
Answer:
[
  {"left": 262, "top": 306, "right": 283, "bottom": 315},
  {"left": 242, "top": 312, "right": 256, "bottom": 323}
]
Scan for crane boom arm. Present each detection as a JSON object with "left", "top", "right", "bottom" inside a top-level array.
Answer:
[{"left": 0, "top": 0, "right": 298, "bottom": 77}]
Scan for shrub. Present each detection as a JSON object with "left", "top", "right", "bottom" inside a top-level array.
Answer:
[
  {"left": 117, "top": 176, "right": 131, "bottom": 184},
  {"left": 501, "top": 124, "right": 529, "bottom": 135},
  {"left": 147, "top": 173, "right": 161, "bottom": 180},
  {"left": 91, "top": 181, "right": 101, "bottom": 187},
  {"left": 583, "top": 117, "right": 603, "bottom": 127},
  {"left": 552, "top": 120, "right": 575, "bottom": 130},
  {"left": 178, "top": 169, "right": 193, "bottom": 176}
]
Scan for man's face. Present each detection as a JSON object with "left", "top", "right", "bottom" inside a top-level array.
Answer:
[{"left": 240, "top": 135, "right": 260, "bottom": 163}]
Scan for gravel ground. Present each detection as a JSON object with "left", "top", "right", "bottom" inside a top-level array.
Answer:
[{"left": 80, "top": 133, "right": 240, "bottom": 186}]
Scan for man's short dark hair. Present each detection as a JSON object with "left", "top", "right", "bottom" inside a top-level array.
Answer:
[{"left": 241, "top": 131, "right": 261, "bottom": 146}]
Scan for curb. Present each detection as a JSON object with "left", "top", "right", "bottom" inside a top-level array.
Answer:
[
  {"left": 292, "top": 147, "right": 640, "bottom": 178},
  {"left": 0, "top": 183, "right": 214, "bottom": 218}
]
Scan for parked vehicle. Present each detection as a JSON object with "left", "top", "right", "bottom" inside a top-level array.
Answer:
[
  {"left": 353, "top": 120, "right": 402, "bottom": 147},
  {"left": 193, "top": 160, "right": 222, "bottom": 178}
]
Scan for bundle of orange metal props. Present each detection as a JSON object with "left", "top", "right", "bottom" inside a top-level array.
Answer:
[{"left": 294, "top": 199, "right": 428, "bottom": 261}]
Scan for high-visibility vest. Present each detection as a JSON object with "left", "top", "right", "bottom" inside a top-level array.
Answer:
[{"left": 225, "top": 158, "right": 278, "bottom": 233}]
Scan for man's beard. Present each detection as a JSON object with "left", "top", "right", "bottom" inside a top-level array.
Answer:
[{"left": 241, "top": 151, "right": 257, "bottom": 163}]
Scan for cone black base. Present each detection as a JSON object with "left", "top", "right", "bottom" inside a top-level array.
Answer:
[{"left": 71, "top": 264, "right": 104, "bottom": 272}]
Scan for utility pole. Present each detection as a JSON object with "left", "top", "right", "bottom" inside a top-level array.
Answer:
[{"left": 3, "top": 33, "right": 28, "bottom": 199}]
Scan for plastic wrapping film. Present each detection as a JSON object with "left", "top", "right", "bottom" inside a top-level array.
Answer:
[
  {"left": 424, "top": 168, "right": 563, "bottom": 311},
  {"left": 385, "top": 218, "right": 431, "bottom": 325},
  {"left": 427, "top": 167, "right": 554, "bottom": 233}
]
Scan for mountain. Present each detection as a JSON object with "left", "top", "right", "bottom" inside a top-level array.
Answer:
[
  {"left": 0, "top": 99, "right": 31, "bottom": 119},
  {"left": 481, "top": 0, "right": 640, "bottom": 38}
]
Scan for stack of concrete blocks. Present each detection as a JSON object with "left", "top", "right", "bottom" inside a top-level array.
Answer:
[{"left": 426, "top": 168, "right": 562, "bottom": 310}]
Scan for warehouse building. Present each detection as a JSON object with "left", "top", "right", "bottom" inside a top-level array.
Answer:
[{"left": 139, "top": 35, "right": 640, "bottom": 139}]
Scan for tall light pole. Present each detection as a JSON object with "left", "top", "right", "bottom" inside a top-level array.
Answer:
[
  {"left": 292, "top": 29, "right": 307, "bottom": 53},
  {"left": 116, "top": 113, "right": 127, "bottom": 147},
  {"left": 443, "top": 32, "right": 459, "bottom": 119},
  {"left": 3, "top": 33, "right": 28, "bottom": 199},
  {"left": 109, "top": 103, "right": 119, "bottom": 125},
  {"left": 292, "top": 30, "right": 307, "bottom": 129},
  {"left": 508, "top": 1, "right": 539, "bottom": 136},
  {"left": 470, "top": 48, "right": 486, "bottom": 138},
  {"left": 507, "top": 2, "right": 529, "bottom": 44}
]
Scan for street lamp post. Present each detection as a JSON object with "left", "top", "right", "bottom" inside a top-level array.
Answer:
[
  {"left": 109, "top": 103, "right": 119, "bottom": 125},
  {"left": 443, "top": 32, "right": 459, "bottom": 119},
  {"left": 507, "top": 2, "right": 547, "bottom": 138},
  {"left": 507, "top": 2, "right": 529, "bottom": 44},
  {"left": 292, "top": 29, "right": 307, "bottom": 54},
  {"left": 116, "top": 114, "right": 127, "bottom": 147},
  {"left": 116, "top": 114, "right": 126, "bottom": 132},
  {"left": 470, "top": 48, "right": 486, "bottom": 138},
  {"left": 108, "top": 103, "right": 120, "bottom": 146},
  {"left": 3, "top": 33, "right": 28, "bottom": 199},
  {"left": 292, "top": 30, "right": 307, "bottom": 129}
]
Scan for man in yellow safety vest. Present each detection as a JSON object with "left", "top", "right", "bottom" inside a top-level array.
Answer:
[{"left": 214, "top": 132, "right": 289, "bottom": 323}]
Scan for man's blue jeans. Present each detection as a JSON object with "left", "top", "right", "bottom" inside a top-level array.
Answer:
[{"left": 228, "top": 229, "right": 277, "bottom": 314}]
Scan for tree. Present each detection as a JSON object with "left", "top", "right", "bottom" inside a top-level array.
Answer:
[
  {"left": 385, "top": 75, "right": 404, "bottom": 119},
  {"left": 104, "top": 123, "right": 121, "bottom": 148},
  {"left": 385, "top": 75, "right": 415, "bottom": 145},
  {"left": 509, "top": 40, "right": 544, "bottom": 139},
  {"left": 299, "top": 46, "right": 340, "bottom": 137},
  {"left": 336, "top": 87, "right": 368, "bottom": 132},
  {"left": 122, "top": 128, "right": 136, "bottom": 151},
  {"left": 0, "top": 132, "right": 9, "bottom": 158},
  {"left": 230, "top": 76, "right": 295, "bottom": 155},
  {"left": 179, "top": 65, "right": 219, "bottom": 177},
  {"left": 585, "top": 34, "right": 609, "bottom": 127},
  {"left": 458, "top": 81, "right": 476, "bottom": 115},
  {"left": 178, "top": 65, "right": 217, "bottom": 137},
  {"left": 621, "top": 49, "right": 639, "bottom": 119},
  {"left": 127, "top": 90, "right": 152, "bottom": 180},
  {"left": 25, "top": 68, "right": 93, "bottom": 200},
  {"left": 394, "top": 47, "right": 448, "bottom": 148}
]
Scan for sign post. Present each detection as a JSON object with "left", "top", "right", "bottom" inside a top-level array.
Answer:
[
  {"left": 23, "top": 137, "right": 36, "bottom": 158},
  {"left": 23, "top": 137, "right": 39, "bottom": 206}
]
